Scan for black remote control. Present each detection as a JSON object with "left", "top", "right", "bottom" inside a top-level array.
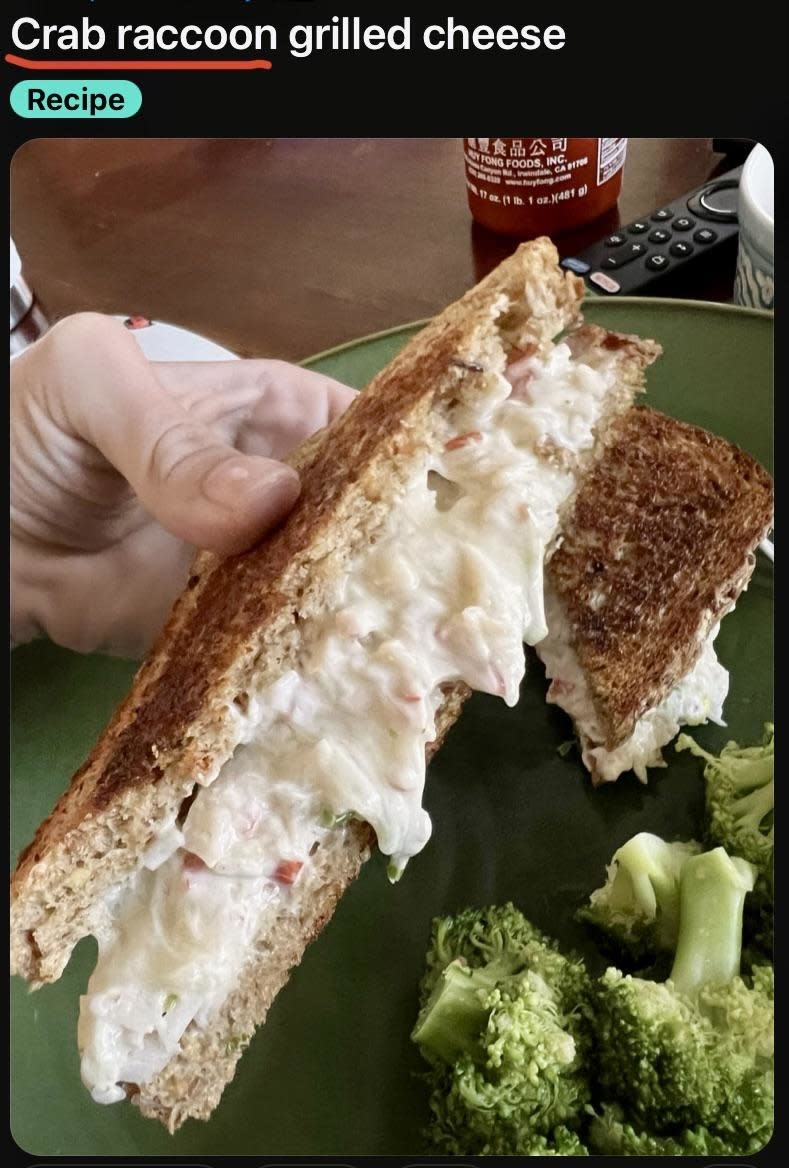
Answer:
[{"left": 560, "top": 165, "right": 742, "bottom": 296}]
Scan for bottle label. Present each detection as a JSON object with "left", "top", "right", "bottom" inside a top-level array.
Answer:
[
  {"left": 463, "top": 138, "right": 594, "bottom": 210},
  {"left": 597, "top": 137, "right": 628, "bottom": 186}
]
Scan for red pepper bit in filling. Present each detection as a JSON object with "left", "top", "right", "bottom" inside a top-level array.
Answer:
[
  {"left": 444, "top": 431, "right": 483, "bottom": 451},
  {"left": 123, "top": 314, "right": 153, "bottom": 330},
  {"left": 274, "top": 859, "right": 304, "bottom": 886},
  {"left": 182, "top": 851, "right": 208, "bottom": 890}
]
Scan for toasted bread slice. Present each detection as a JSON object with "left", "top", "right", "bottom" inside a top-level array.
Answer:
[
  {"left": 539, "top": 405, "right": 773, "bottom": 781},
  {"left": 11, "top": 239, "right": 658, "bottom": 1129}
]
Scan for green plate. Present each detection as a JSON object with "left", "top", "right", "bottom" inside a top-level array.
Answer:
[{"left": 11, "top": 298, "right": 773, "bottom": 1156}]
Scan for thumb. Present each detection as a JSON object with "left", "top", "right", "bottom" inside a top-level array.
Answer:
[{"left": 48, "top": 314, "right": 301, "bottom": 555}]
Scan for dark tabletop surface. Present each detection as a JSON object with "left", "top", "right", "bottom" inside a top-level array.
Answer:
[{"left": 11, "top": 137, "right": 738, "bottom": 360}]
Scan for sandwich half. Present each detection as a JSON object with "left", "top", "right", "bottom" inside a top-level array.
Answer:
[
  {"left": 536, "top": 405, "right": 773, "bottom": 784},
  {"left": 10, "top": 238, "right": 660, "bottom": 1130}
]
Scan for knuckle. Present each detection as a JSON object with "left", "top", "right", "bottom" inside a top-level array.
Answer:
[
  {"left": 146, "top": 418, "right": 216, "bottom": 486},
  {"left": 43, "top": 313, "right": 130, "bottom": 372},
  {"left": 48, "top": 311, "right": 123, "bottom": 349}
]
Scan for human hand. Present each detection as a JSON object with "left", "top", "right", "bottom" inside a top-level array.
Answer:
[{"left": 11, "top": 313, "right": 355, "bottom": 658}]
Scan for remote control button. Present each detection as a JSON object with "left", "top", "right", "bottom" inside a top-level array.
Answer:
[
  {"left": 602, "top": 243, "right": 647, "bottom": 269},
  {"left": 560, "top": 257, "right": 591, "bottom": 274},
  {"left": 693, "top": 227, "right": 718, "bottom": 245},
  {"left": 670, "top": 241, "right": 694, "bottom": 258},
  {"left": 698, "top": 181, "right": 739, "bottom": 221},
  {"left": 646, "top": 254, "right": 670, "bottom": 271},
  {"left": 651, "top": 208, "right": 674, "bottom": 221},
  {"left": 603, "top": 233, "right": 627, "bottom": 247},
  {"left": 627, "top": 221, "right": 649, "bottom": 234},
  {"left": 648, "top": 228, "right": 672, "bottom": 244},
  {"left": 673, "top": 217, "right": 695, "bottom": 231},
  {"left": 589, "top": 271, "right": 621, "bottom": 294}
]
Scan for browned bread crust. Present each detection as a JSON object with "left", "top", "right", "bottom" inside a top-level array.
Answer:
[
  {"left": 10, "top": 238, "right": 657, "bottom": 1129},
  {"left": 547, "top": 405, "right": 774, "bottom": 749}
]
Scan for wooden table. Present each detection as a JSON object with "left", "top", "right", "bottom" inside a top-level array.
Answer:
[{"left": 11, "top": 138, "right": 735, "bottom": 361}]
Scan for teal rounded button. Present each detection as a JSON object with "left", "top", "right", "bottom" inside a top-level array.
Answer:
[{"left": 10, "top": 80, "right": 142, "bottom": 118}]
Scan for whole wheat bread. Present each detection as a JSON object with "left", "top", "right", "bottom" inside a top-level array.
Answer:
[
  {"left": 544, "top": 404, "right": 773, "bottom": 756},
  {"left": 11, "top": 238, "right": 659, "bottom": 1129}
]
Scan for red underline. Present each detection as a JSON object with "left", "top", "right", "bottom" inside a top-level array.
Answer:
[{"left": 6, "top": 52, "right": 272, "bottom": 71}]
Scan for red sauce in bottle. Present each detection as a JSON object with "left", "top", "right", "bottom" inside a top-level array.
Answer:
[{"left": 464, "top": 137, "right": 627, "bottom": 237}]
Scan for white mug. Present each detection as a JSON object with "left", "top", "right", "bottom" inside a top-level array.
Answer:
[{"left": 735, "top": 144, "right": 774, "bottom": 310}]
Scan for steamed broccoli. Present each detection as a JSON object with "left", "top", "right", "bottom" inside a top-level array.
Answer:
[
  {"left": 677, "top": 724, "right": 774, "bottom": 963},
  {"left": 411, "top": 904, "right": 592, "bottom": 1155},
  {"left": 588, "top": 1102, "right": 770, "bottom": 1156},
  {"left": 577, "top": 832, "right": 701, "bottom": 964},
  {"left": 751, "top": 960, "right": 774, "bottom": 1000},
  {"left": 676, "top": 723, "right": 774, "bottom": 871},
  {"left": 523, "top": 1126, "right": 589, "bottom": 1156},
  {"left": 593, "top": 847, "right": 774, "bottom": 1148}
]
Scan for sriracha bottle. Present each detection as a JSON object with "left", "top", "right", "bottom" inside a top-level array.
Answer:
[{"left": 464, "top": 138, "right": 627, "bottom": 237}]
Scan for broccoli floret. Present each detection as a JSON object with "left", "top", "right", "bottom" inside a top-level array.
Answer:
[
  {"left": 676, "top": 723, "right": 774, "bottom": 875},
  {"left": 411, "top": 958, "right": 498, "bottom": 1065},
  {"left": 588, "top": 1102, "right": 770, "bottom": 1156},
  {"left": 594, "top": 847, "right": 773, "bottom": 1146},
  {"left": 419, "top": 902, "right": 579, "bottom": 993},
  {"left": 677, "top": 724, "right": 774, "bottom": 965},
  {"left": 412, "top": 904, "right": 591, "bottom": 1155},
  {"left": 577, "top": 832, "right": 701, "bottom": 964},
  {"left": 527, "top": 1125, "right": 589, "bottom": 1156},
  {"left": 750, "top": 961, "right": 774, "bottom": 1000}
]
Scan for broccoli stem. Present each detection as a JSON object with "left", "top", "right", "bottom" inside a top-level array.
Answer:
[
  {"left": 412, "top": 959, "right": 495, "bottom": 1063},
  {"left": 734, "top": 780, "right": 775, "bottom": 831},
  {"left": 728, "top": 756, "right": 774, "bottom": 787},
  {"left": 614, "top": 833, "right": 688, "bottom": 942},
  {"left": 670, "top": 848, "right": 756, "bottom": 999}
]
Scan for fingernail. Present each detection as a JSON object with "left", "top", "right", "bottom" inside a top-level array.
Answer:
[{"left": 202, "top": 458, "right": 298, "bottom": 510}]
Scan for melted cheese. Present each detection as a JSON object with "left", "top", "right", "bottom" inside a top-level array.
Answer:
[
  {"left": 79, "top": 341, "right": 620, "bottom": 1103},
  {"left": 537, "top": 589, "right": 729, "bottom": 783}
]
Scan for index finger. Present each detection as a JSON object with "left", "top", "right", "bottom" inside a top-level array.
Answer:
[
  {"left": 153, "top": 359, "right": 356, "bottom": 420},
  {"left": 153, "top": 358, "right": 357, "bottom": 460}
]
